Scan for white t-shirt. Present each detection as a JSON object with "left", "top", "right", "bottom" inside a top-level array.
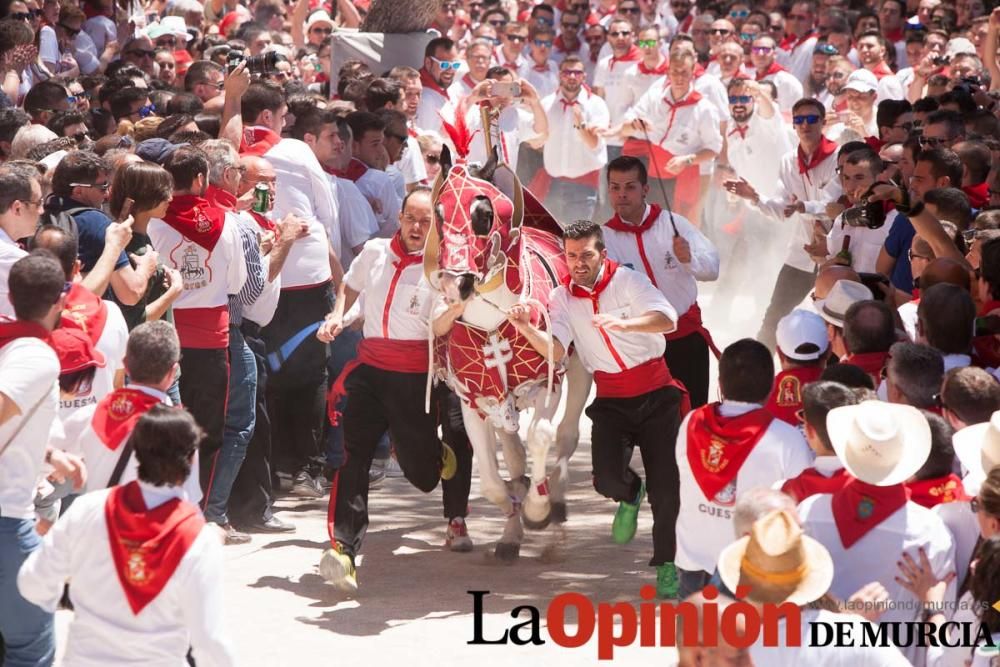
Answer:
[
  {"left": 0, "top": 337, "right": 61, "bottom": 520},
  {"left": 541, "top": 89, "right": 610, "bottom": 179},
  {"left": 0, "top": 229, "right": 27, "bottom": 319},
  {"left": 333, "top": 175, "right": 379, "bottom": 268},
  {"left": 344, "top": 238, "right": 433, "bottom": 341},
  {"left": 624, "top": 81, "right": 723, "bottom": 159}
]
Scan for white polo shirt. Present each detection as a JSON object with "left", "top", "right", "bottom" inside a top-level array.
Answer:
[
  {"left": 726, "top": 112, "right": 794, "bottom": 199},
  {"left": 548, "top": 264, "right": 677, "bottom": 374},
  {"left": 624, "top": 81, "right": 723, "bottom": 159},
  {"left": 0, "top": 336, "right": 61, "bottom": 520},
  {"left": 353, "top": 167, "right": 402, "bottom": 239},
  {"left": 603, "top": 205, "right": 719, "bottom": 316},
  {"left": 541, "top": 89, "right": 610, "bottom": 178},
  {"left": 675, "top": 401, "right": 813, "bottom": 574},
  {"left": 344, "top": 238, "right": 433, "bottom": 341}
]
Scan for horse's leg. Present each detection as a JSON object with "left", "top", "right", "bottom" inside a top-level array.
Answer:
[
  {"left": 496, "top": 428, "right": 526, "bottom": 481},
  {"left": 461, "top": 402, "right": 523, "bottom": 562},
  {"left": 521, "top": 385, "right": 560, "bottom": 530},
  {"left": 550, "top": 353, "right": 593, "bottom": 524}
]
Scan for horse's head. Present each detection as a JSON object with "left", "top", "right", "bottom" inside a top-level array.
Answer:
[{"left": 425, "top": 145, "right": 519, "bottom": 303}]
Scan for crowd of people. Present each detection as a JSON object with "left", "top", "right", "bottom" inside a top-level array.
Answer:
[{"left": 0, "top": 0, "right": 999, "bottom": 663}]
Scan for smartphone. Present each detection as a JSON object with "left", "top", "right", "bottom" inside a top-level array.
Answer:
[
  {"left": 119, "top": 197, "right": 134, "bottom": 222},
  {"left": 491, "top": 81, "right": 522, "bottom": 98}
]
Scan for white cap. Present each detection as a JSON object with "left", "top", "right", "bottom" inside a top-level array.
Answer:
[
  {"left": 946, "top": 37, "right": 976, "bottom": 58},
  {"left": 815, "top": 280, "right": 873, "bottom": 328},
  {"left": 306, "top": 9, "right": 334, "bottom": 31},
  {"left": 842, "top": 69, "right": 878, "bottom": 94},
  {"left": 776, "top": 309, "right": 830, "bottom": 361},
  {"left": 148, "top": 15, "right": 192, "bottom": 41}
]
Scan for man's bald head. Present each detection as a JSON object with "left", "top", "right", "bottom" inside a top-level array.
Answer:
[
  {"left": 239, "top": 154, "right": 275, "bottom": 180},
  {"left": 815, "top": 265, "right": 861, "bottom": 299},
  {"left": 919, "top": 257, "right": 972, "bottom": 292}
]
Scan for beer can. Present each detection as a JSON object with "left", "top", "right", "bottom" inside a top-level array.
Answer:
[{"left": 252, "top": 183, "right": 270, "bottom": 213}]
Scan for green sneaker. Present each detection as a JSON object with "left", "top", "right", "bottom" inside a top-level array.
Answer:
[
  {"left": 656, "top": 562, "right": 679, "bottom": 599},
  {"left": 440, "top": 443, "right": 457, "bottom": 481},
  {"left": 611, "top": 482, "right": 644, "bottom": 544}
]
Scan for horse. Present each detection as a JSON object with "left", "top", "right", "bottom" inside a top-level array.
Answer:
[{"left": 424, "top": 145, "right": 591, "bottom": 561}]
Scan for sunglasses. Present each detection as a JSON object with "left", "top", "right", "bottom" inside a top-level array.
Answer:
[
  {"left": 157, "top": 36, "right": 177, "bottom": 47},
  {"left": 739, "top": 32, "right": 756, "bottom": 40},
  {"left": 711, "top": 28, "right": 732, "bottom": 35},
  {"left": 585, "top": 35, "right": 605, "bottom": 43},
  {"left": 788, "top": 13, "right": 810, "bottom": 20},
  {"left": 58, "top": 22, "right": 81, "bottom": 36},
  {"left": 10, "top": 11, "right": 30, "bottom": 20},
  {"left": 729, "top": 95, "right": 752, "bottom": 104},
  {"left": 126, "top": 48, "right": 156, "bottom": 58},
  {"left": 892, "top": 121, "right": 914, "bottom": 131},
  {"left": 533, "top": 39, "right": 553, "bottom": 47},
  {"left": 729, "top": 9, "right": 750, "bottom": 18},
  {"left": 562, "top": 22, "right": 580, "bottom": 29},
  {"left": 70, "top": 131, "right": 90, "bottom": 143},
  {"left": 561, "top": 69, "right": 586, "bottom": 77},
  {"left": 69, "top": 182, "right": 109, "bottom": 191},
  {"left": 769, "top": 24, "right": 782, "bottom": 30},
  {"left": 793, "top": 114, "right": 821, "bottom": 125},
  {"left": 814, "top": 43, "right": 838, "bottom": 55},
  {"left": 920, "top": 135, "right": 946, "bottom": 146},
  {"left": 135, "top": 103, "right": 156, "bottom": 118},
  {"left": 608, "top": 30, "right": 632, "bottom": 37},
  {"left": 637, "top": 39, "right": 658, "bottom": 48},
  {"left": 432, "top": 57, "right": 462, "bottom": 70},
  {"left": 505, "top": 34, "right": 526, "bottom": 42},
  {"left": 751, "top": 45, "right": 773, "bottom": 53},
  {"left": 619, "top": 5, "right": 640, "bottom": 13}
]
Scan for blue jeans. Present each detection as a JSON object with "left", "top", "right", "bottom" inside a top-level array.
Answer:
[
  {"left": 204, "top": 326, "right": 257, "bottom": 525},
  {"left": 0, "top": 517, "right": 54, "bottom": 667}
]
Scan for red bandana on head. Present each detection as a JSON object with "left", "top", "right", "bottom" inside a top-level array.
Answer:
[
  {"left": 781, "top": 467, "right": 852, "bottom": 503},
  {"left": 905, "top": 474, "right": 970, "bottom": 509},
  {"left": 686, "top": 403, "right": 774, "bottom": 501},
  {"left": 105, "top": 481, "right": 205, "bottom": 614},
  {"left": 91, "top": 388, "right": 163, "bottom": 451},
  {"left": 798, "top": 137, "right": 838, "bottom": 176},
  {"left": 831, "top": 479, "right": 909, "bottom": 548},
  {"left": 61, "top": 283, "right": 108, "bottom": 347},
  {"left": 162, "top": 195, "right": 226, "bottom": 251},
  {"left": 609, "top": 45, "right": 641, "bottom": 70},
  {"left": 0, "top": 319, "right": 50, "bottom": 350}
]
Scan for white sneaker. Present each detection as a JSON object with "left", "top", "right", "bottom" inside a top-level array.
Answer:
[{"left": 385, "top": 456, "right": 404, "bottom": 478}]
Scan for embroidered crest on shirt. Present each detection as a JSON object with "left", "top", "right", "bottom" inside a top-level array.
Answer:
[
  {"left": 126, "top": 549, "right": 149, "bottom": 584},
  {"left": 776, "top": 375, "right": 801, "bottom": 407},
  {"left": 929, "top": 479, "right": 962, "bottom": 503},
  {"left": 857, "top": 495, "right": 875, "bottom": 520},
  {"left": 701, "top": 437, "right": 728, "bottom": 473},
  {"left": 110, "top": 393, "right": 137, "bottom": 420}
]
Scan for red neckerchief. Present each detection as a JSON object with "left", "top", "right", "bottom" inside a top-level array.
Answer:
[
  {"left": 553, "top": 34, "right": 581, "bottom": 54},
  {"left": 798, "top": 137, "right": 838, "bottom": 177},
  {"left": 728, "top": 123, "right": 749, "bottom": 140},
  {"left": 61, "top": 283, "right": 109, "bottom": 347},
  {"left": 755, "top": 60, "right": 786, "bottom": 81},
  {"left": 693, "top": 62, "right": 707, "bottom": 78},
  {"left": 419, "top": 67, "right": 450, "bottom": 98},
  {"left": 678, "top": 13, "right": 694, "bottom": 33},
  {"left": 781, "top": 467, "right": 852, "bottom": 503},
  {"left": 532, "top": 61, "right": 550, "bottom": 72},
  {"left": 389, "top": 231, "right": 423, "bottom": 269},
  {"left": 91, "top": 388, "right": 163, "bottom": 451},
  {"left": 841, "top": 350, "right": 889, "bottom": 386},
  {"left": 905, "top": 474, "right": 970, "bottom": 509},
  {"left": 659, "top": 88, "right": 702, "bottom": 143},
  {"left": 162, "top": 194, "right": 225, "bottom": 251},
  {"left": 766, "top": 365, "right": 824, "bottom": 425},
  {"left": 461, "top": 72, "right": 478, "bottom": 90},
  {"left": 566, "top": 258, "right": 618, "bottom": 300},
  {"left": 869, "top": 61, "right": 894, "bottom": 80},
  {"left": 204, "top": 184, "right": 237, "bottom": 212},
  {"left": 239, "top": 126, "right": 281, "bottom": 157},
  {"left": 883, "top": 27, "right": 904, "bottom": 43},
  {"left": 865, "top": 135, "right": 885, "bottom": 152},
  {"left": 637, "top": 57, "right": 669, "bottom": 75},
  {"left": 605, "top": 204, "right": 663, "bottom": 286},
  {"left": 559, "top": 95, "right": 580, "bottom": 112},
  {"left": 0, "top": 318, "right": 50, "bottom": 350},
  {"left": 779, "top": 30, "right": 817, "bottom": 52},
  {"left": 686, "top": 403, "right": 775, "bottom": 501},
  {"left": 609, "top": 45, "right": 641, "bottom": 71},
  {"left": 248, "top": 211, "right": 276, "bottom": 232},
  {"left": 831, "top": 479, "right": 909, "bottom": 548},
  {"left": 323, "top": 158, "right": 369, "bottom": 182},
  {"left": 105, "top": 481, "right": 205, "bottom": 614},
  {"left": 964, "top": 182, "right": 990, "bottom": 209}
]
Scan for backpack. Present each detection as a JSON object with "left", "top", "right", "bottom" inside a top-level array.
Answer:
[{"left": 37, "top": 203, "right": 99, "bottom": 238}]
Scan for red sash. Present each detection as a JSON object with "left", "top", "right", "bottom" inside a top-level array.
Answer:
[
  {"left": 781, "top": 467, "right": 851, "bottom": 503},
  {"left": 91, "top": 388, "right": 162, "bottom": 451},
  {"left": 755, "top": 61, "right": 786, "bottom": 81},
  {"left": 665, "top": 303, "right": 720, "bottom": 357},
  {"left": 105, "top": 481, "right": 205, "bottom": 614},
  {"left": 162, "top": 195, "right": 225, "bottom": 251},
  {"left": 798, "top": 137, "right": 838, "bottom": 181},
  {"left": 326, "top": 337, "right": 429, "bottom": 425},
  {"left": 593, "top": 356, "right": 685, "bottom": 405},
  {"left": 766, "top": 365, "right": 824, "bottom": 425},
  {"left": 0, "top": 319, "right": 50, "bottom": 349},
  {"left": 239, "top": 126, "right": 281, "bottom": 156},
  {"left": 841, "top": 351, "right": 888, "bottom": 387},
  {"left": 831, "top": 479, "right": 909, "bottom": 548},
  {"left": 61, "top": 283, "right": 109, "bottom": 347},
  {"left": 964, "top": 182, "right": 989, "bottom": 209},
  {"left": 686, "top": 404, "right": 774, "bottom": 501},
  {"left": 905, "top": 473, "right": 970, "bottom": 509}
]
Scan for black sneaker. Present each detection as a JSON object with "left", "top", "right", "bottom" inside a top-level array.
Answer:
[{"left": 291, "top": 470, "right": 323, "bottom": 498}]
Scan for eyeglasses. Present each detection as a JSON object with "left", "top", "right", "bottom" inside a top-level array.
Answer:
[
  {"left": 793, "top": 114, "right": 821, "bottom": 125},
  {"left": 126, "top": 48, "right": 156, "bottom": 59},
  {"left": 751, "top": 45, "right": 773, "bottom": 54},
  {"left": 58, "top": 22, "right": 81, "bottom": 36},
  {"left": 10, "top": 12, "right": 31, "bottom": 21},
  {"left": 69, "top": 182, "right": 109, "bottom": 191},
  {"left": 920, "top": 135, "right": 946, "bottom": 147},
  {"left": 431, "top": 57, "right": 462, "bottom": 70},
  {"left": 310, "top": 26, "right": 333, "bottom": 34},
  {"left": 19, "top": 197, "right": 42, "bottom": 209},
  {"left": 729, "top": 9, "right": 749, "bottom": 18},
  {"left": 561, "top": 69, "right": 586, "bottom": 77},
  {"left": 505, "top": 34, "right": 526, "bottom": 42},
  {"left": 729, "top": 95, "right": 752, "bottom": 104},
  {"left": 533, "top": 39, "right": 553, "bottom": 48},
  {"left": 608, "top": 30, "right": 632, "bottom": 37},
  {"left": 710, "top": 28, "right": 732, "bottom": 35},
  {"left": 814, "top": 43, "right": 839, "bottom": 55},
  {"left": 619, "top": 6, "right": 641, "bottom": 13},
  {"left": 637, "top": 39, "right": 658, "bottom": 48}
]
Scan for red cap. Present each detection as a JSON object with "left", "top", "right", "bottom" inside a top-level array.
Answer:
[{"left": 50, "top": 328, "right": 106, "bottom": 374}]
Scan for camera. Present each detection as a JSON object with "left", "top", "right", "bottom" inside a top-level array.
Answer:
[
  {"left": 859, "top": 272, "right": 891, "bottom": 301},
  {"left": 931, "top": 54, "right": 951, "bottom": 67},
  {"left": 842, "top": 196, "right": 887, "bottom": 230},
  {"left": 227, "top": 50, "right": 281, "bottom": 75}
]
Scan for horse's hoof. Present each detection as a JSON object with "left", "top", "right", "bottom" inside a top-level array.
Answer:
[
  {"left": 495, "top": 542, "right": 520, "bottom": 563},
  {"left": 522, "top": 512, "right": 551, "bottom": 531},
  {"left": 549, "top": 501, "right": 568, "bottom": 524}
]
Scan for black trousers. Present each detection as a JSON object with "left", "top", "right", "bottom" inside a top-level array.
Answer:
[
  {"left": 585, "top": 386, "right": 683, "bottom": 566},
  {"left": 757, "top": 263, "right": 816, "bottom": 352},
  {"left": 229, "top": 321, "right": 276, "bottom": 524},
  {"left": 664, "top": 331, "right": 710, "bottom": 408},
  {"left": 178, "top": 347, "right": 230, "bottom": 496},
  {"left": 328, "top": 367, "right": 472, "bottom": 557},
  {"left": 262, "top": 284, "right": 332, "bottom": 475}
]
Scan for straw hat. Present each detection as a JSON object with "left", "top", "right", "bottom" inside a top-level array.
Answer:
[
  {"left": 952, "top": 410, "right": 1000, "bottom": 481},
  {"left": 718, "top": 509, "right": 834, "bottom": 606},
  {"left": 827, "top": 400, "right": 931, "bottom": 486}
]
